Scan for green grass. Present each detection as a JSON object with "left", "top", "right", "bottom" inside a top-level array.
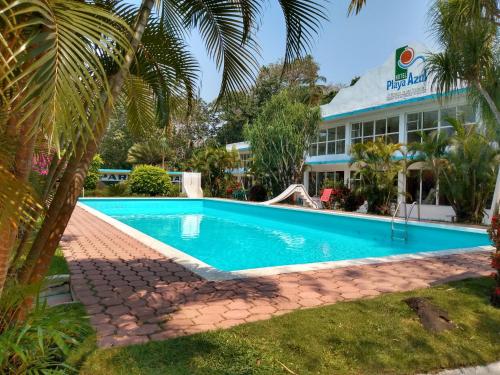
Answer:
[
  {"left": 47, "top": 247, "right": 69, "bottom": 275},
  {"left": 77, "top": 278, "right": 500, "bottom": 375}
]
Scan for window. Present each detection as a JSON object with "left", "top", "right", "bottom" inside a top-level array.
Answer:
[
  {"left": 457, "top": 105, "right": 476, "bottom": 124},
  {"left": 309, "top": 125, "right": 346, "bottom": 156},
  {"left": 406, "top": 105, "right": 476, "bottom": 143},
  {"left": 239, "top": 153, "right": 252, "bottom": 170},
  {"left": 350, "top": 116, "right": 399, "bottom": 145},
  {"left": 406, "top": 169, "right": 449, "bottom": 206},
  {"left": 349, "top": 170, "right": 361, "bottom": 189},
  {"left": 308, "top": 171, "right": 345, "bottom": 196}
]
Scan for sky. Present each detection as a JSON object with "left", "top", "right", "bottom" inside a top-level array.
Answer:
[{"left": 133, "top": 0, "right": 437, "bottom": 101}]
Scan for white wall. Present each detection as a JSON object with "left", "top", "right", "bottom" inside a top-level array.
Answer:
[
  {"left": 397, "top": 204, "right": 456, "bottom": 222},
  {"left": 182, "top": 172, "right": 203, "bottom": 198}
]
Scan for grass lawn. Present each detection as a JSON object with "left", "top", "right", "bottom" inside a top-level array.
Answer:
[
  {"left": 47, "top": 247, "right": 69, "bottom": 275},
  {"left": 75, "top": 277, "right": 500, "bottom": 375}
]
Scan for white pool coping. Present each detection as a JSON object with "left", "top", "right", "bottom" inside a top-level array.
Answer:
[{"left": 77, "top": 199, "right": 494, "bottom": 281}]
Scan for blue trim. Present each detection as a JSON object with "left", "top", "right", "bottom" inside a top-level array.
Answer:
[
  {"left": 99, "top": 168, "right": 183, "bottom": 175},
  {"left": 306, "top": 159, "right": 350, "bottom": 165},
  {"left": 306, "top": 153, "right": 412, "bottom": 166},
  {"left": 99, "top": 169, "right": 131, "bottom": 173},
  {"left": 322, "top": 88, "right": 468, "bottom": 122}
]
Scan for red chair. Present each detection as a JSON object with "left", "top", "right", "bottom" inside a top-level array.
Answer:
[{"left": 320, "top": 188, "right": 333, "bottom": 208}]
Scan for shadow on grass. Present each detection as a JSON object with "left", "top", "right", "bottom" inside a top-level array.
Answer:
[{"left": 75, "top": 277, "right": 500, "bottom": 375}]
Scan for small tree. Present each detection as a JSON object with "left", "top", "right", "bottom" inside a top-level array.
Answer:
[
  {"left": 408, "top": 129, "right": 449, "bottom": 179},
  {"left": 245, "top": 91, "right": 320, "bottom": 196},
  {"left": 189, "top": 147, "right": 239, "bottom": 197},
  {"left": 83, "top": 155, "right": 104, "bottom": 190},
  {"left": 128, "top": 165, "right": 173, "bottom": 196},
  {"left": 440, "top": 120, "right": 499, "bottom": 223},
  {"left": 350, "top": 139, "right": 404, "bottom": 215}
]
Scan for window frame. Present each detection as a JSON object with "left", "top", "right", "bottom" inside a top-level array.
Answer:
[
  {"left": 350, "top": 116, "right": 400, "bottom": 145},
  {"left": 406, "top": 104, "right": 476, "bottom": 143},
  {"left": 309, "top": 125, "right": 346, "bottom": 156}
]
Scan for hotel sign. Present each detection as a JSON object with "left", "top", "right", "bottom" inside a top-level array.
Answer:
[
  {"left": 386, "top": 45, "right": 427, "bottom": 102},
  {"left": 100, "top": 172, "right": 129, "bottom": 182}
]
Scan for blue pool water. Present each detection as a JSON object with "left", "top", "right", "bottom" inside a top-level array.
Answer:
[{"left": 79, "top": 198, "right": 490, "bottom": 272}]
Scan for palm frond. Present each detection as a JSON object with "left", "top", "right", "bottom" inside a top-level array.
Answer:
[
  {"left": 120, "top": 74, "right": 157, "bottom": 138},
  {"left": 0, "top": 165, "right": 42, "bottom": 230},
  {"left": 347, "top": 0, "right": 367, "bottom": 15},
  {"left": 134, "top": 17, "right": 199, "bottom": 128},
  {"left": 1, "top": 0, "right": 131, "bottom": 150},
  {"left": 177, "top": 0, "right": 260, "bottom": 99},
  {"left": 277, "top": 0, "right": 327, "bottom": 66}
]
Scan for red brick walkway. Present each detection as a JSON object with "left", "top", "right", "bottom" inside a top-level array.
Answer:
[{"left": 62, "top": 206, "right": 491, "bottom": 347}]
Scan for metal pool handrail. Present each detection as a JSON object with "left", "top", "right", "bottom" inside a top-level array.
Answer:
[{"left": 391, "top": 201, "right": 417, "bottom": 241}]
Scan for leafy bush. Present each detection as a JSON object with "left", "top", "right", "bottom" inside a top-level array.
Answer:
[
  {"left": 128, "top": 165, "right": 173, "bottom": 196},
  {"left": 189, "top": 147, "right": 239, "bottom": 197},
  {"left": 0, "top": 285, "right": 90, "bottom": 374},
  {"left": 248, "top": 184, "right": 267, "bottom": 201},
  {"left": 350, "top": 140, "right": 403, "bottom": 215},
  {"left": 168, "top": 184, "right": 180, "bottom": 197},
  {"left": 344, "top": 191, "right": 365, "bottom": 212},
  {"left": 107, "top": 181, "right": 129, "bottom": 197},
  {"left": 321, "top": 181, "right": 364, "bottom": 212},
  {"left": 83, "top": 154, "right": 103, "bottom": 190}
]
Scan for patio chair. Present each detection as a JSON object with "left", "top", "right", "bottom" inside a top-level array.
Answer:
[{"left": 320, "top": 188, "right": 333, "bottom": 209}]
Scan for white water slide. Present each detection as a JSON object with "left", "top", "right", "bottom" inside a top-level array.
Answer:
[{"left": 260, "top": 184, "right": 320, "bottom": 209}]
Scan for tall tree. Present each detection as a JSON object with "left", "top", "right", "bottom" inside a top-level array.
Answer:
[
  {"left": 427, "top": 0, "right": 500, "bottom": 127},
  {"left": 215, "top": 55, "right": 331, "bottom": 144},
  {"left": 1, "top": 0, "right": 333, "bottom": 299},
  {"left": 245, "top": 90, "right": 320, "bottom": 195},
  {"left": 100, "top": 104, "right": 135, "bottom": 169}
]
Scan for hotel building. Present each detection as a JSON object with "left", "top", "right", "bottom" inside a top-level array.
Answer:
[{"left": 227, "top": 43, "right": 496, "bottom": 222}]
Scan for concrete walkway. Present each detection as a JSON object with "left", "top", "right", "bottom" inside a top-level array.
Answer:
[{"left": 62, "top": 206, "right": 491, "bottom": 348}]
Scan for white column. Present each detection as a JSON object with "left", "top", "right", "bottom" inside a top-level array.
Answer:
[
  {"left": 487, "top": 168, "right": 500, "bottom": 224},
  {"left": 344, "top": 168, "right": 350, "bottom": 186},
  {"left": 345, "top": 122, "right": 352, "bottom": 155},
  {"left": 398, "top": 172, "right": 406, "bottom": 204},
  {"left": 398, "top": 112, "right": 406, "bottom": 144},
  {"left": 303, "top": 168, "right": 310, "bottom": 192}
]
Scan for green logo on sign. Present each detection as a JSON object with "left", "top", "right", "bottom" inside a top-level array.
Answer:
[
  {"left": 395, "top": 46, "right": 410, "bottom": 81},
  {"left": 394, "top": 45, "right": 425, "bottom": 81}
]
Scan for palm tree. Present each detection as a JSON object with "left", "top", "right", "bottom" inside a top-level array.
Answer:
[
  {"left": 426, "top": 0, "right": 500, "bottom": 127},
  {"left": 407, "top": 129, "right": 450, "bottom": 201},
  {"left": 5, "top": 0, "right": 364, "bottom": 297},
  {"left": 127, "top": 136, "right": 171, "bottom": 167},
  {"left": 350, "top": 139, "right": 404, "bottom": 215},
  {"left": 0, "top": 0, "right": 131, "bottom": 295},
  {"left": 439, "top": 119, "right": 499, "bottom": 223},
  {"left": 189, "top": 147, "right": 239, "bottom": 197}
]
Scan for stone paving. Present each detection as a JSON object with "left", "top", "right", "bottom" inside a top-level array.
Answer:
[{"left": 62, "top": 206, "right": 491, "bottom": 348}]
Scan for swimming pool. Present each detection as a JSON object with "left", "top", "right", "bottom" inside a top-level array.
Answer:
[{"left": 78, "top": 198, "right": 491, "bottom": 278}]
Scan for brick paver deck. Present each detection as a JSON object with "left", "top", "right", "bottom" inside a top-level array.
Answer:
[{"left": 62, "top": 206, "right": 491, "bottom": 347}]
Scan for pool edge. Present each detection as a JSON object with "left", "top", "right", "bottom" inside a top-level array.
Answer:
[{"left": 76, "top": 201, "right": 494, "bottom": 282}]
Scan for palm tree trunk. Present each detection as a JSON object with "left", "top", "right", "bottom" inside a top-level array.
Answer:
[
  {"left": 0, "top": 121, "right": 37, "bottom": 295},
  {"left": 18, "top": 0, "right": 155, "bottom": 287},
  {"left": 476, "top": 81, "right": 500, "bottom": 126}
]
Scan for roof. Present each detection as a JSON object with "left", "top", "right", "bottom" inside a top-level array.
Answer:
[
  {"left": 226, "top": 141, "right": 251, "bottom": 152},
  {"left": 320, "top": 42, "right": 466, "bottom": 121}
]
